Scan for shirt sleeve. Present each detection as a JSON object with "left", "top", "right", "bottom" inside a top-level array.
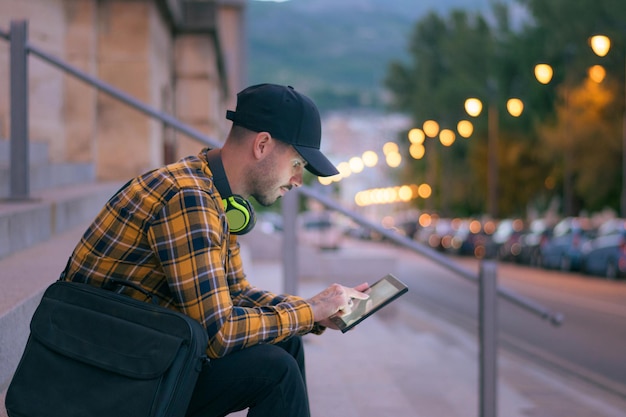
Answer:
[{"left": 147, "top": 188, "right": 316, "bottom": 358}]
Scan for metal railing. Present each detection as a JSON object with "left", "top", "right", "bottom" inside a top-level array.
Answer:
[{"left": 2, "top": 19, "right": 564, "bottom": 417}]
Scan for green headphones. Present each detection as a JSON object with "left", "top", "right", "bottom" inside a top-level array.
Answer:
[{"left": 206, "top": 150, "right": 256, "bottom": 235}]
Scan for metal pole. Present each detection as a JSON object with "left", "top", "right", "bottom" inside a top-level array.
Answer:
[
  {"left": 282, "top": 190, "right": 299, "bottom": 295},
  {"left": 621, "top": 51, "right": 626, "bottom": 218},
  {"left": 488, "top": 103, "right": 498, "bottom": 219},
  {"left": 9, "top": 20, "right": 29, "bottom": 200},
  {"left": 479, "top": 260, "right": 498, "bottom": 417},
  {"left": 563, "top": 88, "right": 574, "bottom": 216}
]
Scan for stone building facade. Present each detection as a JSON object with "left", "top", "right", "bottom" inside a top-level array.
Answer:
[{"left": 0, "top": 0, "right": 246, "bottom": 181}]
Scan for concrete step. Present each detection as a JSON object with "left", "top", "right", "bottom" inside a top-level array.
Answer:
[
  {"left": 0, "top": 182, "right": 121, "bottom": 395},
  {"left": 0, "top": 139, "right": 96, "bottom": 199},
  {"left": 0, "top": 223, "right": 91, "bottom": 396},
  {"left": 0, "top": 182, "right": 121, "bottom": 260},
  {"left": 0, "top": 139, "right": 49, "bottom": 165}
]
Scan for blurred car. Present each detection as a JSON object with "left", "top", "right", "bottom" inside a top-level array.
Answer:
[
  {"left": 581, "top": 218, "right": 626, "bottom": 279},
  {"left": 424, "top": 218, "right": 458, "bottom": 252},
  {"left": 449, "top": 219, "right": 492, "bottom": 258},
  {"left": 492, "top": 219, "right": 525, "bottom": 261},
  {"left": 540, "top": 217, "right": 595, "bottom": 271},
  {"left": 298, "top": 211, "right": 342, "bottom": 250},
  {"left": 257, "top": 211, "right": 283, "bottom": 233},
  {"left": 515, "top": 219, "right": 551, "bottom": 266}
]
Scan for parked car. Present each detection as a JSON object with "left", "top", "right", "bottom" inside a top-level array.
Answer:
[
  {"left": 581, "top": 218, "right": 626, "bottom": 280},
  {"left": 540, "top": 217, "right": 595, "bottom": 271},
  {"left": 257, "top": 211, "right": 283, "bottom": 233},
  {"left": 450, "top": 219, "right": 492, "bottom": 258},
  {"left": 416, "top": 217, "right": 457, "bottom": 252},
  {"left": 515, "top": 219, "right": 551, "bottom": 266},
  {"left": 492, "top": 218, "right": 525, "bottom": 261},
  {"left": 298, "top": 211, "right": 342, "bottom": 250}
]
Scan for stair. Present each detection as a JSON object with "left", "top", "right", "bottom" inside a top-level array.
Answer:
[
  {"left": 0, "top": 141, "right": 122, "bottom": 399},
  {"left": 0, "top": 183, "right": 121, "bottom": 394},
  {"left": 0, "top": 139, "right": 95, "bottom": 200}
]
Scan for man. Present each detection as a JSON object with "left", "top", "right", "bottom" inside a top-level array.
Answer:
[{"left": 63, "top": 83, "right": 369, "bottom": 417}]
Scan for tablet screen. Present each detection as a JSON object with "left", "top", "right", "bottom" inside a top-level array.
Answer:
[{"left": 329, "top": 274, "right": 408, "bottom": 333}]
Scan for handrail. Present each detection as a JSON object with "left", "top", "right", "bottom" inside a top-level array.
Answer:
[{"left": 295, "top": 186, "right": 564, "bottom": 326}]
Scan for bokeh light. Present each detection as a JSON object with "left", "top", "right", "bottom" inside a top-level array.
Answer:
[
  {"left": 457, "top": 120, "right": 473, "bottom": 138},
  {"left": 423, "top": 120, "right": 440, "bottom": 138}
]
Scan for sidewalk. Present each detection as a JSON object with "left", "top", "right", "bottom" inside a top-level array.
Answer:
[
  {"left": 2, "top": 225, "right": 626, "bottom": 417},
  {"left": 238, "top": 232, "right": 626, "bottom": 417},
  {"left": 245, "top": 262, "right": 626, "bottom": 417}
]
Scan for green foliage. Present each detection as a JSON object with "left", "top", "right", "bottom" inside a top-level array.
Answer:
[{"left": 384, "top": 0, "right": 626, "bottom": 217}]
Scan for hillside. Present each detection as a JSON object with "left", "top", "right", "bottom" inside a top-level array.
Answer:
[{"left": 245, "top": 0, "right": 499, "bottom": 111}]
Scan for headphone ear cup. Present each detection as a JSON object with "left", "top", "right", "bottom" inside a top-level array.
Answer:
[{"left": 224, "top": 195, "right": 256, "bottom": 235}]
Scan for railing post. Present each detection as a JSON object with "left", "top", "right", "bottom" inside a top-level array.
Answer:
[
  {"left": 479, "top": 260, "right": 498, "bottom": 417},
  {"left": 9, "top": 20, "right": 30, "bottom": 200},
  {"left": 282, "top": 189, "right": 299, "bottom": 295}
]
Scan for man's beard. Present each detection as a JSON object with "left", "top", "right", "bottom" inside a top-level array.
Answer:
[{"left": 249, "top": 156, "right": 289, "bottom": 207}]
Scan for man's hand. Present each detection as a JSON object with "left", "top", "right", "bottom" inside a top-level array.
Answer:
[{"left": 306, "top": 283, "right": 370, "bottom": 330}]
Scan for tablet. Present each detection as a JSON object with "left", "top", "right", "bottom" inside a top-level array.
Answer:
[{"left": 329, "top": 273, "right": 408, "bottom": 333}]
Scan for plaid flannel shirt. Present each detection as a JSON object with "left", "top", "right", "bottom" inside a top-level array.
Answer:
[{"left": 66, "top": 149, "right": 318, "bottom": 358}]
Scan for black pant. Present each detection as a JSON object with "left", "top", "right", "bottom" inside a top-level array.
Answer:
[{"left": 186, "top": 336, "right": 310, "bottom": 417}]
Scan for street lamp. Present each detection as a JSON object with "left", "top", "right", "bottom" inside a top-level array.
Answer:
[
  {"left": 533, "top": 62, "right": 576, "bottom": 216},
  {"left": 464, "top": 97, "right": 524, "bottom": 218},
  {"left": 590, "top": 34, "right": 626, "bottom": 217}
]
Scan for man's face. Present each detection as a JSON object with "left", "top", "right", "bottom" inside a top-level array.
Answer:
[{"left": 250, "top": 143, "right": 307, "bottom": 206}]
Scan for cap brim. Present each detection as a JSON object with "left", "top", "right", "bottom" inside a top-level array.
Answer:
[{"left": 294, "top": 145, "right": 339, "bottom": 177}]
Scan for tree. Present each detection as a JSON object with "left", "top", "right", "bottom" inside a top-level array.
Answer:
[
  {"left": 385, "top": 5, "right": 544, "bottom": 217},
  {"left": 385, "top": 0, "right": 626, "bottom": 218},
  {"left": 539, "top": 78, "right": 621, "bottom": 212}
]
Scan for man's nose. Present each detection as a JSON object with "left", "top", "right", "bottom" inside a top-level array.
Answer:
[{"left": 291, "top": 170, "right": 303, "bottom": 188}]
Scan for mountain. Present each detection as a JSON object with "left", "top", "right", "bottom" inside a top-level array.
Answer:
[{"left": 245, "top": 0, "right": 498, "bottom": 112}]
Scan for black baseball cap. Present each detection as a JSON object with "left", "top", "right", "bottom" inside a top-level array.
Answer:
[{"left": 226, "top": 84, "right": 339, "bottom": 177}]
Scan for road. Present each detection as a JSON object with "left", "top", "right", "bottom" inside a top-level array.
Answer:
[{"left": 361, "top": 240, "right": 626, "bottom": 398}]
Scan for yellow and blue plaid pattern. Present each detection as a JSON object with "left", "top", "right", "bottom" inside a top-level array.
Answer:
[{"left": 66, "top": 149, "right": 316, "bottom": 358}]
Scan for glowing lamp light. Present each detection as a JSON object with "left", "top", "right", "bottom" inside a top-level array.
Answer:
[
  {"left": 534, "top": 64, "right": 553, "bottom": 84},
  {"left": 506, "top": 98, "right": 524, "bottom": 117},
  {"left": 349, "top": 156, "right": 364, "bottom": 173},
  {"left": 464, "top": 98, "right": 483, "bottom": 117},
  {"left": 386, "top": 152, "right": 402, "bottom": 168},
  {"left": 408, "top": 128, "right": 426, "bottom": 144},
  {"left": 457, "top": 120, "right": 474, "bottom": 138},
  {"left": 398, "top": 185, "right": 413, "bottom": 202},
  {"left": 409, "top": 143, "right": 425, "bottom": 159},
  {"left": 362, "top": 150, "right": 378, "bottom": 167},
  {"left": 590, "top": 35, "right": 611, "bottom": 57},
  {"left": 439, "top": 129, "right": 456, "bottom": 146},
  {"left": 423, "top": 120, "right": 440, "bottom": 137},
  {"left": 337, "top": 161, "right": 351, "bottom": 178},
  {"left": 382, "top": 141, "right": 399, "bottom": 155},
  {"left": 588, "top": 64, "right": 606, "bottom": 83},
  {"left": 318, "top": 176, "right": 333, "bottom": 186},
  {"left": 417, "top": 183, "right": 432, "bottom": 199}
]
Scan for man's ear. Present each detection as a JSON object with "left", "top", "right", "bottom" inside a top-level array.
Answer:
[{"left": 252, "top": 132, "right": 273, "bottom": 160}]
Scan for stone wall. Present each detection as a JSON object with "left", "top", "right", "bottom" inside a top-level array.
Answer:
[{"left": 0, "top": 0, "right": 243, "bottom": 181}]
